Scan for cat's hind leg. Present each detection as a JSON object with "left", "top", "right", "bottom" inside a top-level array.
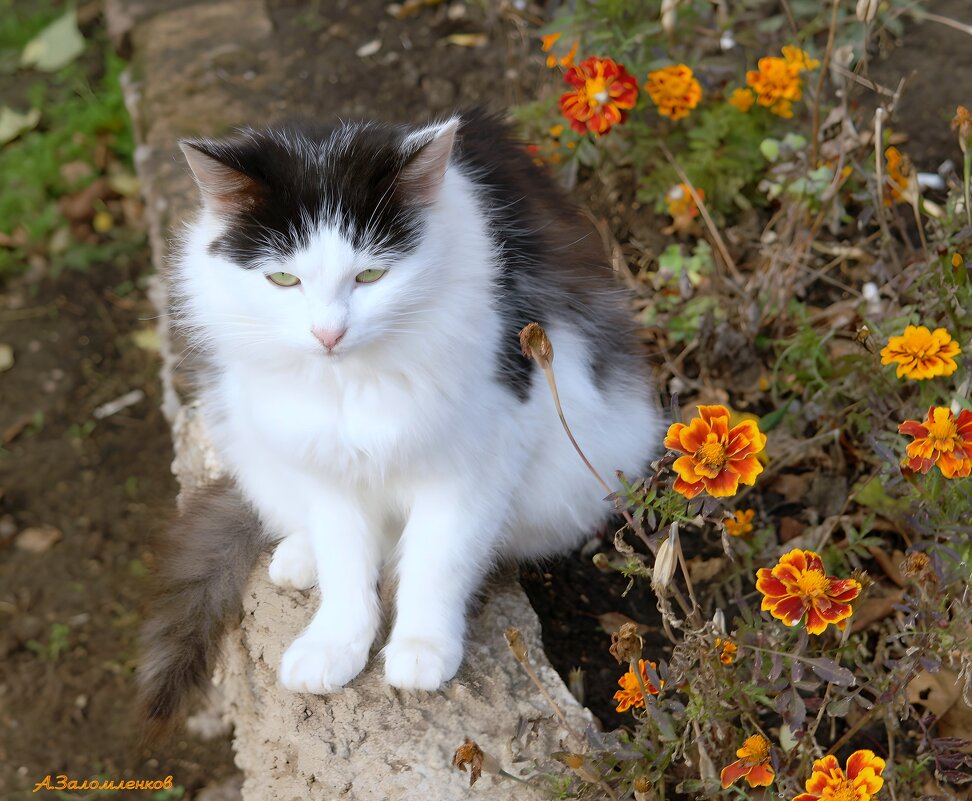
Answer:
[{"left": 268, "top": 531, "right": 316, "bottom": 590}]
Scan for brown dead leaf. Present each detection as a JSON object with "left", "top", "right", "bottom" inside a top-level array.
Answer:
[
  {"left": 779, "top": 516, "right": 806, "bottom": 542},
  {"left": 769, "top": 472, "right": 813, "bottom": 503},
  {"left": 687, "top": 556, "right": 727, "bottom": 585},
  {"left": 15, "top": 526, "right": 63, "bottom": 554},
  {"left": 907, "top": 669, "right": 972, "bottom": 741},
  {"left": 850, "top": 590, "right": 904, "bottom": 633},
  {"left": 867, "top": 545, "right": 905, "bottom": 588}
]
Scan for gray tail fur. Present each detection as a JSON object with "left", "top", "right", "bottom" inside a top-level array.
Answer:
[{"left": 138, "top": 478, "right": 265, "bottom": 738}]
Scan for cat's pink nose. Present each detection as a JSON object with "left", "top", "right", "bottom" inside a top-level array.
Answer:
[{"left": 311, "top": 326, "right": 347, "bottom": 351}]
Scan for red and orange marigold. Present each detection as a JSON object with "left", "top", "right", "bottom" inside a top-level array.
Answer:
[
  {"left": 793, "top": 750, "right": 885, "bottom": 801},
  {"left": 613, "top": 658, "right": 661, "bottom": 712},
  {"left": 899, "top": 406, "right": 972, "bottom": 479},
  {"left": 664, "top": 405, "right": 766, "bottom": 499},
  {"left": 720, "top": 734, "right": 775, "bottom": 788},
  {"left": 560, "top": 56, "right": 638, "bottom": 136},
  {"left": 756, "top": 549, "right": 861, "bottom": 635},
  {"left": 645, "top": 64, "right": 702, "bottom": 121}
]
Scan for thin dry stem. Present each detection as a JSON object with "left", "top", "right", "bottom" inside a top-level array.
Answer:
[
  {"left": 810, "top": 0, "right": 840, "bottom": 165},
  {"left": 658, "top": 142, "right": 743, "bottom": 286}
]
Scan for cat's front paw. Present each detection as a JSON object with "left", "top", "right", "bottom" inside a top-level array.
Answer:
[
  {"left": 279, "top": 633, "right": 370, "bottom": 693},
  {"left": 268, "top": 534, "right": 316, "bottom": 590},
  {"left": 383, "top": 636, "right": 463, "bottom": 691}
]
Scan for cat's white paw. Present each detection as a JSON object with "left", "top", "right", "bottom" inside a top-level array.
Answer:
[
  {"left": 268, "top": 535, "right": 316, "bottom": 590},
  {"left": 383, "top": 637, "right": 463, "bottom": 691},
  {"left": 279, "top": 633, "right": 370, "bottom": 693}
]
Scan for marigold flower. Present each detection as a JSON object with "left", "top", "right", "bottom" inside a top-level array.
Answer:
[
  {"left": 645, "top": 64, "right": 702, "bottom": 121},
  {"left": 746, "top": 56, "right": 802, "bottom": 118},
  {"left": 880, "top": 325, "right": 961, "bottom": 380},
  {"left": 728, "top": 87, "right": 755, "bottom": 112},
  {"left": 664, "top": 405, "right": 766, "bottom": 499},
  {"left": 715, "top": 637, "right": 737, "bottom": 665},
  {"left": 560, "top": 56, "right": 638, "bottom": 136},
  {"left": 952, "top": 105, "right": 972, "bottom": 153},
  {"left": 898, "top": 406, "right": 972, "bottom": 479},
  {"left": 542, "top": 33, "right": 578, "bottom": 69},
  {"left": 756, "top": 549, "right": 861, "bottom": 634},
  {"left": 884, "top": 146, "right": 917, "bottom": 205},
  {"left": 724, "top": 508, "right": 755, "bottom": 537},
  {"left": 781, "top": 45, "right": 821, "bottom": 72},
  {"left": 665, "top": 182, "right": 703, "bottom": 218},
  {"left": 613, "top": 658, "right": 661, "bottom": 712},
  {"left": 720, "top": 734, "right": 775, "bottom": 788},
  {"left": 793, "top": 750, "right": 885, "bottom": 801}
]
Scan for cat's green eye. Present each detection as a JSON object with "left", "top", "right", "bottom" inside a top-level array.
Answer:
[
  {"left": 355, "top": 269, "right": 386, "bottom": 285},
  {"left": 267, "top": 272, "right": 301, "bottom": 287}
]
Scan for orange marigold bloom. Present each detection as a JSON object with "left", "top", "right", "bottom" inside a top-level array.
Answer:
[
  {"left": 724, "top": 508, "right": 755, "bottom": 537},
  {"left": 613, "top": 658, "right": 661, "bottom": 712},
  {"left": 952, "top": 105, "right": 972, "bottom": 153},
  {"left": 728, "top": 87, "right": 755, "bottom": 112},
  {"left": 884, "top": 146, "right": 917, "bottom": 205},
  {"left": 794, "top": 750, "right": 885, "bottom": 801},
  {"left": 664, "top": 405, "right": 766, "bottom": 499},
  {"left": 665, "top": 182, "right": 703, "bottom": 218},
  {"left": 542, "top": 32, "right": 578, "bottom": 69},
  {"left": 560, "top": 56, "right": 638, "bottom": 136},
  {"left": 899, "top": 406, "right": 972, "bottom": 479},
  {"left": 781, "top": 45, "right": 821, "bottom": 72},
  {"left": 744, "top": 47, "right": 815, "bottom": 119},
  {"left": 715, "top": 637, "right": 737, "bottom": 665},
  {"left": 720, "top": 734, "right": 775, "bottom": 788},
  {"left": 645, "top": 65, "right": 702, "bottom": 121},
  {"left": 756, "top": 549, "right": 861, "bottom": 635},
  {"left": 880, "top": 325, "right": 961, "bottom": 380}
]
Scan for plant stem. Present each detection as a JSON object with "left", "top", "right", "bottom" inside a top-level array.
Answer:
[{"left": 810, "top": 0, "right": 840, "bottom": 166}]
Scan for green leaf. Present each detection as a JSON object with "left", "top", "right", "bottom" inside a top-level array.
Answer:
[
  {"left": 20, "top": 10, "right": 85, "bottom": 72},
  {"left": 0, "top": 105, "right": 40, "bottom": 145}
]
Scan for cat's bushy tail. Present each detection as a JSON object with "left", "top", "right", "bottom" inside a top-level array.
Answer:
[{"left": 138, "top": 478, "right": 265, "bottom": 739}]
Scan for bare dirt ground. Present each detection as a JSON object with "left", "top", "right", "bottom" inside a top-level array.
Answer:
[{"left": 1, "top": 0, "right": 969, "bottom": 797}]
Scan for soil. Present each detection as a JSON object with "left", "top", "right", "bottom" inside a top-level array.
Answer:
[{"left": 1, "top": 0, "right": 969, "bottom": 798}]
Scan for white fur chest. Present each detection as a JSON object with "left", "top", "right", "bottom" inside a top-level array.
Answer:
[{"left": 214, "top": 359, "right": 455, "bottom": 481}]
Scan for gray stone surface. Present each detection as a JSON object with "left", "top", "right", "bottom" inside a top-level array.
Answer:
[{"left": 110, "top": 2, "right": 590, "bottom": 798}]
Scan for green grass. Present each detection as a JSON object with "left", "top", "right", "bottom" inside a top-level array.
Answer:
[{"left": 0, "top": 2, "right": 140, "bottom": 280}]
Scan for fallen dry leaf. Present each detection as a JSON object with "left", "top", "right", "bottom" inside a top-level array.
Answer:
[{"left": 15, "top": 526, "right": 63, "bottom": 554}]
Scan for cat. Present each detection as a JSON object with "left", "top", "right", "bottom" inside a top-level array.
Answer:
[{"left": 139, "top": 110, "right": 660, "bottom": 729}]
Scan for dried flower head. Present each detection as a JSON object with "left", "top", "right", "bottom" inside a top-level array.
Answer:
[
  {"left": 613, "top": 658, "right": 662, "bottom": 712},
  {"left": 645, "top": 64, "right": 702, "bottom": 121},
  {"left": 664, "top": 405, "right": 766, "bottom": 499},
  {"left": 756, "top": 549, "right": 861, "bottom": 634},
  {"left": 898, "top": 406, "right": 972, "bottom": 478},
  {"left": 560, "top": 56, "right": 638, "bottom": 136},
  {"left": 793, "top": 750, "right": 885, "bottom": 801},
  {"left": 724, "top": 508, "right": 755, "bottom": 537},
  {"left": 452, "top": 739, "right": 485, "bottom": 786},
  {"left": 504, "top": 627, "right": 528, "bottom": 663},
  {"left": 720, "top": 734, "right": 775, "bottom": 788},
  {"left": 609, "top": 622, "right": 644, "bottom": 664},
  {"left": 519, "top": 322, "right": 553, "bottom": 368},
  {"left": 880, "top": 325, "right": 961, "bottom": 380}
]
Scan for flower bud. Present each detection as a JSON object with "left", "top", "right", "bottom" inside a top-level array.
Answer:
[{"left": 651, "top": 526, "right": 679, "bottom": 595}]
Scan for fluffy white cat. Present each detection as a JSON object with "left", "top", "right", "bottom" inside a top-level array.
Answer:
[{"left": 139, "top": 111, "right": 659, "bottom": 728}]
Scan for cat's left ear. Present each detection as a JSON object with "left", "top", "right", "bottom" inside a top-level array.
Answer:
[{"left": 397, "top": 118, "right": 459, "bottom": 205}]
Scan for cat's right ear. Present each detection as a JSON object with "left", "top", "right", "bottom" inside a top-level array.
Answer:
[{"left": 179, "top": 140, "right": 262, "bottom": 214}]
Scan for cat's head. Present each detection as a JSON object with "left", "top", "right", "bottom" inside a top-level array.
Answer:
[{"left": 175, "top": 118, "right": 462, "bottom": 365}]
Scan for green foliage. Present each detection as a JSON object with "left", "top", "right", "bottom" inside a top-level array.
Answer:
[{"left": 0, "top": 5, "right": 139, "bottom": 280}]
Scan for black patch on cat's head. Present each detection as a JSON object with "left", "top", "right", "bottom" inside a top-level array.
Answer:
[{"left": 182, "top": 122, "right": 450, "bottom": 267}]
